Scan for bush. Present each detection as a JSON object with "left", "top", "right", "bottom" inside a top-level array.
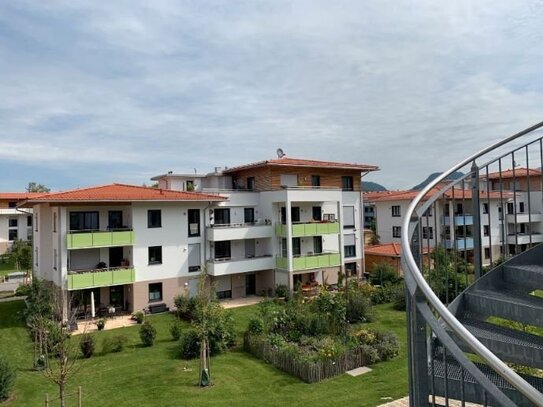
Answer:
[
  {"left": 102, "top": 335, "right": 127, "bottom": 354},
  {"left": 170, "top": 323, "right": 182, "bottom": 341},
  {"left": 247, "top": 318, "right": 264, "bottom": 335},
  {"left": 133, "top": 311, "right": 145, "bottom": 324},
  {"left": 370, "top": 284, "right": 399, "bottom": 305},
  {"left": 140, "top": 321, "right": 157, "bottom": 347},
  {"left": 375, "top": 331, "right": 399, "bottom": 361},
  {"left": 15, "top": 284, "right": 31, "bottom": 297},
  {"left": 369, "top": 263, "right": 399, "bottom": 286},
  {"left": 174, "top": 294, "right": 198, "bottom": 321},
  {"left": 392, "top": 283, "right": 406, "bottom": 311},
  {"left": 79, "top": 334, "right": 95, "bottom": 358},
  {"left": 0, "top": 355, "right": 15, "bottom": 402},
  {"left": 96, "top": 318, "right": 106, "bottom": 331},
  {"left": 179, "top": 329, "right": 200, "bottom": 359},
  {"left": 274, "top": 284, "right": 288, "bottom": 298},
  {"left": 346, "top": 292, "right": 374, "bottom": 323}
]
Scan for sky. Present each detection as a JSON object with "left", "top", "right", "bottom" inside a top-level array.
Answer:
[{"left": 1, "top": 0, "right": 543, "bottom": 191}]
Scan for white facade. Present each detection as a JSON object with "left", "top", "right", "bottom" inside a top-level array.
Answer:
[{"left": 0, "top": 208, "right": 33, "bottom": 255}]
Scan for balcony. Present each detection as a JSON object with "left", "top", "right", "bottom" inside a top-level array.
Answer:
[
  {"left": 67, "top": 267, "right": 135, "bottom": 290},
  {"left": 442, "top": 215, "right": 474, "bottom": 226},
  {"left": 506, "top": 233, "right": 543, "bottom": 245},
  {"left": 275, "top": 222, "right": 340, "bottom": 237},
  {"left": 206, "top": 255, "right": 274, "bottom": 276},
  {"left": 66, "top": 229, "right": 135, "bottom": 249},
  {"left": 444, "top": 237, "right": 474, "bottom": 250},
  {"left": 206, "top": 223, "right": 273, "bottom": 241},
  {"left": 506, "top": 213, "right": 543, "bottom": 223},
  {"left": 276, "top": 252, "right": 341, "bottom": 271}
]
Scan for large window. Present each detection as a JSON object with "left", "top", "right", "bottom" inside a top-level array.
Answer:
[
  {"left": 214, "top": 208, "right": 230, "bottom": 225},
  {"left": 341, "top": 176, "right": 354, "bottom": 191},
  {"left": 422, "top": 226, "right": 433, "bottom": 240},
  {"left": 147, "top": 210, "right": 162, "bottom": 228},
  {"left": 148, "top": 283, "right": 163, "bottom": 302},
  {"left": 280, "top": 206, "right": 300, "bottom": 224},
  {"left": 148, "top": 246, "right": 162, "bottom": 265},
  {"left": 188, "top": 209, "right": 200, "bottom": 236},
  {"left": 313, "top": 236, "right": 323, "bottom": 254},
  {"left": 215, "top": 241, "right": 231, "bottom": 259},
  {"left": 281, "top": 238, "right": 287, "bottom": 258},
  {"left": 8, "top": 202, "right": 16, "bottom": 208},
  {"left": 244, "top": 208, "right": 255, "bottom": 224},
  {"left": 108, "top": 211, "right": 123, "bottom": 229},
  {"left": 8, "top": 218, "right": 17, "bottom": 228},
  {"left": 188, "top": 243, "right": 201, "bottom": 272},
  {"left": 392, "top": 226, "right": 401, "bottom": 238},
  {"left": 311, "top": 175, "right": 320, "bottom": 187},
  {"left": 483, "top": 225, "right": 490, "bottom": 236},
  {"left": 345, "top": 262, "right": 357, "bottom": 277},
  {"left": 343, "top": 206, "right": 355, "bottom": 228},
  {"left": 292, "top": 237, "right": 301, "bottom": 256},
  {"left": 70, "top": 211, "right": 99, "bottom": 231},
  {"left": 247, "top": 177, "right": 255, "bottom": 191},
  {"left": 312, "top": 206, "right": 322, "bottom": 221},
  {"left": 391, "top": 206, "right": 401, "bottom": 217},
  {"left": 344, "top": 245, "right": 356, "bottom": 258},
  {"left": 8, "top": 229, "right": 17, "bottom": 241},
  {"left": 27, "top": 216, "right": 32, "bottom": 227}
]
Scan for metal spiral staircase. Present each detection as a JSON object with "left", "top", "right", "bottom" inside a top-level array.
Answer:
[{"left": 401, "top": 122, "right": 543, "bottom": 406}]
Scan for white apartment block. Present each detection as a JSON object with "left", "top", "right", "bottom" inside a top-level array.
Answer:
[{"left": 0, "top": 193, "right": 37, "bottom": 255}]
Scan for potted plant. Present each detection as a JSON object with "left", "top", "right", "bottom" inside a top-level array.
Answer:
[{"left": 96, "top": 318, "right": 106, "bottom": 331}]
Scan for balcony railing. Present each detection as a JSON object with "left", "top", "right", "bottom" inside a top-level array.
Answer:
[
  {"left": 67, "top": 267, "right": 135, "bottom": 290},
  {"left": 66, "top": 229, "right": 135, "bottom": 249},
  {"left": 275, "top": 222, "right": 340, "bottom": 237},
  {"left": 276, "top": 251, "right": 341, "bottom": 271},
  {"left": 442, "top": 215, "right": 474, "bottom": 226},
  {"left": 207, "top": 223, "right": 273, "bottom": 240},
  {"left": 206, "top": 255, "right": 274, "bottom": 276}
]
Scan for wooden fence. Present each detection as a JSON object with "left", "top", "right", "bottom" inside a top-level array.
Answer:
[
  {"left": 44, "top": 386, "right": 82, "bottom": 407},
  {"left": 243, "top": 335, "right": 368, "bottom": 383}
]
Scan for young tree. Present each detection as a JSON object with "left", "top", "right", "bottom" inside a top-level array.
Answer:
[
  {"left": 7, "top": 239, "right": 32, "bottom": 273},
  {"left": 26, "top": 182, "right": 50, "bottom": 193}
]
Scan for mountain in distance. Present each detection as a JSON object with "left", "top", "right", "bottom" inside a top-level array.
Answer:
[
  {"left": 412, "top": 171, "right": 464, "bottom": 191},
  {"left": 362, "top": 181, "right": 387, "bottom": 192}
]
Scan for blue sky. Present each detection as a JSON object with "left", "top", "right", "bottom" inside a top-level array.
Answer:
[{"left": 1, "top": 1, "right": 542, "bottom": 191}]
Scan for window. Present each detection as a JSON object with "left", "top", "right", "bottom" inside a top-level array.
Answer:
[
  {"left": 8, "top": 202, "right": 16, "bottom": 208},
  {"left": 188, "top": 243, "right": 201, "bottom": 272},
  {"left": 148, "top": 283, "right": 163, "bottom": 302},
  {"left": 35, "top": 247, "right": 38, "bottom": 267},
  {"left": 507, "top": 202, "right": 514, "bottom": 214},
  {"left": 34, "top": 213, "right": 38, "bottom": 232},
  {"left": 108, "top": 210, "right": 123, "bottom": 229},
  {"left": 391, "top": 206, "right": 401, "bottom": 217},
  {"left": 292, "top": 237, "right": 301, "bottom": 256},
  {"left": 53, "top": 212, "right": 57, "bottom": 233},
  {"left": 8, "top": 218, "right": 17, "bottom": 227},
  {"left": 214, "top": 208, "right": 230, "bottom": 225},
  {"left": 280, "top": 206, "right": 300, "bottom": 223},
  {"left": 482, "top": 203, "right": 489, "bottom": 214},
  {"left": 312, "top": 206, "right": 322, "bottom": 221},
  {"left": 244, "top": 208, "right": 255, "bottom": 224},
  {"left": 519, "top": 202, "right": 525, "bottom": 213},
  {"left": 484, "top": 247, "right": 490, "bottom": 260},
  {"left": 344, "top": 245, "right": 356, "bottom": 258},
  {"left": 483, "top": 225, "right": 490, "bottom": 236},
  {"left": 188, "top": 209, "right": 200, "bottom": 236},
  {"left": 422, "top": 226, "right": 433, "bottom": 240},
  {"left": 147, "top": 210, "right": 162, "bottom": 228},
  {"left": 341, "top": 176, "right": 354, "bottom": 191},
  {"left": 53, "top": 249, "right": 57, "bottom": 270},
  {"left": 281, "top": 238, "right": 287, "bottom": 258},
  {"left": 70, "top": 211, "right": 99, "bottom": 231},
  {"left": 186, "top": 180, "right": 194, "bottom": 191},
  {"left": 345, "top": 262, "right": 357, "bottom": 277},
  {"left": 343, "top": 206, "right": 355, "bottom": 228},
  {"left": 8, "top": 229, "right": 17, "bottom": 241},
  {"left": 313, "top": 236, "right": 323, "bottom": 254},
  {"left": 393, "top": 226, "right": 401, "bottom": 238},
  {"left": 311, "top": 175, "right": 320, "bottom": 187},
  {"left": 27, "top": 216, "right": 32, "bottom": 227},
  {"left": 247, "top": 177, "right": 255, "bottom": 191},
  {"left": 456, "top": 203, "right": 463, "bottom": 215},
  {"left": 148, "top": 246, "right": 162, "bottom": 265},
  {"left": 215, "top": 241, "right": 231, "bottom": 259},
  {"left": 422, "top": 207, "right": 433, "bottom": 217}
]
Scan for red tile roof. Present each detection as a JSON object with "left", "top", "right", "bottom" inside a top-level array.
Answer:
[
  {"left": 363, "top": 186, "right": 509, "bottom": 203},
  {"left": 223, "top": 157, "right": 379, "bottom": 173},
  {"left": 0, "top": 192, "right": 47, "bottom": 201},
  {"left": 483, "top": 168, "right": 542, "bottom": 180},
  {"left": 18, "top": 183, "right": 226, "bottom": 207},
  {"left": 365, "top": 243, "right": 430, "bottom": 256}
]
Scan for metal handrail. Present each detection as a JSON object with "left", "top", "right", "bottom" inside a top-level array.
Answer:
[{"left": 401, "top": 121, "right": 543, "bottom": 406}]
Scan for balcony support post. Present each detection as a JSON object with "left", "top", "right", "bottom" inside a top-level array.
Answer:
[
  {"left": 471, "top": 161, "right": 483, "bottom": 279},
  {"left": 285, "top": 201, "right": 294, "bottom": 292}
]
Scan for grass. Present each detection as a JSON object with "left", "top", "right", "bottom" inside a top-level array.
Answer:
[
  {"left": 0, "top": 300, "right": 408, "bottom": 407},
  {"left": 0, "top": 258, "right": 16, "bottom": 279}
]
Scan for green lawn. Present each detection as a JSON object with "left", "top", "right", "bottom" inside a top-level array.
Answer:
[
  {"left": 0, "top": 301, "right": 408, "bottom": 407},
  {"left": 0, "top": 258, "right": 16, "bottom": 279}
]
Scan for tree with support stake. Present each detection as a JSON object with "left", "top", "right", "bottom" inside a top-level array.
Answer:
[{"left": 195, "top": 272, "right": 214, "bottom": 387}]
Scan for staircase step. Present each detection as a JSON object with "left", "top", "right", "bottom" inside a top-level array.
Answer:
[
  {"left": 503, "top": 264, "right": 543, "bottom": 289},
  {"left": 431, "top": 357, "right": 543, "bottom": 406},
  {"left": 464, "top": 288, "right": 543, "bottom": 328},
  {"left": 451, "top": 318, "right": 543, "bottom": 369}
]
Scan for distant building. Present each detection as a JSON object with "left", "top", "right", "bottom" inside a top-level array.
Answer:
[{"left": 0, "top": 193, "right": 40, "bottom": 255}]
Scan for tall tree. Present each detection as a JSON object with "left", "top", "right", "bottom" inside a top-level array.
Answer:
[{"left": 26, "top": 182, "right": 50, "bottom": 193}]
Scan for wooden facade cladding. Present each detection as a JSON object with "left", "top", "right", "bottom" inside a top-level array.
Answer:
[{"left": 230, "top": 167, "right": 362, "bottom": 192}]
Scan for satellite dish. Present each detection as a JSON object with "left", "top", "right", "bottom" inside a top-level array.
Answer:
[{"left": 276, "top": 148, "right": 285, "bottom": 158}]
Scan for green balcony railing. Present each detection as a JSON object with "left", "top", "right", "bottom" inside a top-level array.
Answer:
[
  {"left": 67, "top": 267, "right": 135, "bottom": 290},
  {"left": 275, "top": 252, "right": 341, "bottom": 271},
  {"left": 66, "top": 230, "right": 135, "bottom": 249},
  {"left": 275, "top": 222, "right": 340, "bottom": 237}
]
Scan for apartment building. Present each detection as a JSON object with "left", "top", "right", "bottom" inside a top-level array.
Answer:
[
  {"left": 152, "top": 156, "right": 378, "bottom": 297},
  {"left": 19, "top": 184, "right": 225, "bottom": 315},
  {"left": 0, "top": 193, "right": 39, "bottom": 254},
  {"left": 364, "top": 185, "right": 506, "bottom": 266}
]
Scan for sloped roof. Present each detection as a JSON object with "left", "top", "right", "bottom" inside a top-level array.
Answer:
[
  {"left": 223, "top": 156, "right": 379, "bottom": 173},
  {"left": 0, "top": 192, "right": 47, "bottom": 201},
  {"left": 365, "top": 243, "right": 430, "bottom": 257},
  {"left": 18, "top": 183, "right": 226, "bottom": 207},
  {"left": 363, "top": 186, "right": 508, "bottom": 203},
  {"left": 483, "top": 168, "right": 542, "bottom": 180}
]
